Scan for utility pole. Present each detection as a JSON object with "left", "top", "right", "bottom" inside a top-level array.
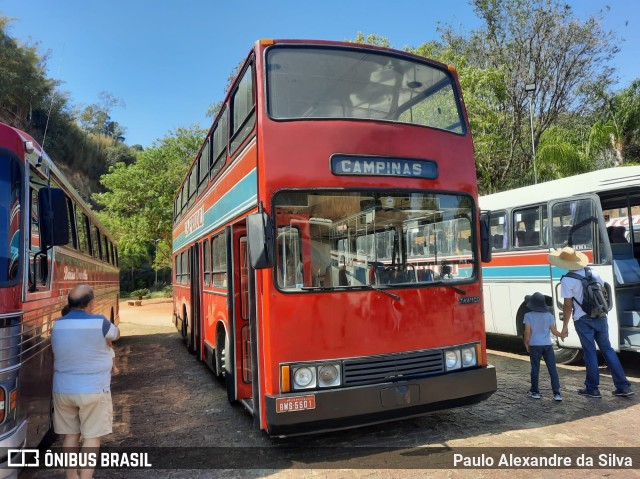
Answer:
[{"left": 525, "top": 82, "right": 537, "bottom": 184}]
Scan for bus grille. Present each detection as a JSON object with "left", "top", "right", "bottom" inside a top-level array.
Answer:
[{"left": 342, "top": 349, "right": 444, "bottom": 386}]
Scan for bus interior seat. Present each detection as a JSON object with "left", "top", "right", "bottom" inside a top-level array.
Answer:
[
  {"left": 338, "top": 267, "right": 349, "bottom": 286},
  {"left": 610, "top": 232, "right": 640, "bottom": 284},
  {"left": 458, "top": 237, "right": 471, "bottom": 252},
  {"left": 492, "top": 234, "right": 504, "bottom": 249},
  {"left": 420, "top": 269, "right": 434, "bottom": 282},
  {"left": 515, "top": 231, "right": 525, "bottom": 247},
  {"left": 553, "top": 226, "right": 569, "bottom": 245},
  {"left": 611, "top": 226, "right": 628, "bottom": 244},
  {"left": 612, "top": 257, "right": 640, "bottom": 285}
]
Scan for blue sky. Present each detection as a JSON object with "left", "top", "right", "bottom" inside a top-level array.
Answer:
[{"left": 2, "top": 0, "right": 639, "bottom": 148}]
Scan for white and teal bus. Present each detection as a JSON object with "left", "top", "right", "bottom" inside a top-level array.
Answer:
[{"left": 480, "top": 166, "right": 640, "bottom": 363}]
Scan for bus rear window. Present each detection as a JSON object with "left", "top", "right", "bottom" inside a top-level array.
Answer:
[
  {"left": 266, "top": 46, "right": 465, "bottom": 133},
  {"left": 0, "top": 154, "right": 22, "bottom": 283}
]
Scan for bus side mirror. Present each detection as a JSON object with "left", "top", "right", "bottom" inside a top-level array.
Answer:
[
  {"left": 247, "top": 211, "right": 274, "bottom": 269},
  {"left": 38, "top": 187, "right": 69, "bottom": 249},
  {"left": 480, "top": 211, "right": 492, "bottom": 263}
]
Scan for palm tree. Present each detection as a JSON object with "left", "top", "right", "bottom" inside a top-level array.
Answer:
[{"left": 590, "top": 80, "right": 640, "bottom": 166}]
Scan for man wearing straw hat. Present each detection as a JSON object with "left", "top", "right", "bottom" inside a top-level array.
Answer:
[{"left": 549, "top": 246, "right": 633, "bottom": 398}]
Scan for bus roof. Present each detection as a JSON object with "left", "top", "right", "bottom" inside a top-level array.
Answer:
[{"left": 480, "top": 166, "right": 640, "bottom": 210}]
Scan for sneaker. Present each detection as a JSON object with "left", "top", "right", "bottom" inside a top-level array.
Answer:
[
  {"left": 553, "top": 392, "right": 563, "bottom": 402},
  {"left": 527, "top": 391, "right": 541, "bottom": 399},
  {"left": 613, "top": 387, "right": 635, "bottom": 397},
  {"left": 578, "top": 388, "right": 602, "bottom": 398}
]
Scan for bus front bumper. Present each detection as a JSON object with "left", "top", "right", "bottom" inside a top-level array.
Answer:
[{"left": 265, "top": 365, "right": 496, "bottom": 436}]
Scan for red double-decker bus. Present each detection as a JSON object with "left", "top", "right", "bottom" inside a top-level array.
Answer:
[
  {"left": 0, "top": 122, "right": 120, "bottom": 463},
  {"left": 172, "top": 39, "right": 496, "bottom": 436}
]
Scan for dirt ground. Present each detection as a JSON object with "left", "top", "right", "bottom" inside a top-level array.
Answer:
[{"left": 20, "top": 298, "right": 640, "bottom": 479}]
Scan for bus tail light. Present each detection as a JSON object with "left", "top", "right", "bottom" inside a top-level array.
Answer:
[
  {"left": 10, "top": 389, "right": 17, "bottom": 412},
  {"left": 0, "top": 388, "right": 5, "bottom": 423}
]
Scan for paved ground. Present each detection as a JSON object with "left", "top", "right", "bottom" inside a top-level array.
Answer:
[{"left": 21, "top": 299, "right": 640, "bottom": 479}]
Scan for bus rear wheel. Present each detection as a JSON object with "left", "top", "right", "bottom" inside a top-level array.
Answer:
[
  {"left": 217, "top": 332, "right": 236, "bottom": 404},
  {"left": 554, "top": 346, "right": 582, "bottom": 364}
]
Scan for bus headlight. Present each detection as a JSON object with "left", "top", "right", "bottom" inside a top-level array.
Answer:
[
  {"left": 318, "top": 364, "right": 341, "bottom": 388},
  {"left": 292, "top": 367, "right": 316, "bottom": 389},
  {"left": 287, "top": 362, "right": 342, "bottom": 391},
  {"left": 445, "top": 350, "right": 461, "bottom": 370},
  {"left": 461, "top": 347, "right": 477, "bottom": 367}
]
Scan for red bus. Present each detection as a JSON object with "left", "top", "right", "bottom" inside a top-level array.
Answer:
[
  {"left": 0, "top": 122, "right": 120, "bottom": 463},
  {"left": 172, "top": 39, "right": 496, "bottom": 436}
]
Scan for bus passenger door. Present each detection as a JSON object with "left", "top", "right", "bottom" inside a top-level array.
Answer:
[
  {"left": 231, "top": 223, "right": 256, "bottom": 409},
  {"left": 549, "top": 196, "right": 619, "bottom": 350},
  {"left": 187, "top": 243, "right": 202, "bottom": 357}
]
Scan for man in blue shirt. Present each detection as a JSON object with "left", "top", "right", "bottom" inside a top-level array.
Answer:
[{"left": 51, "top": 284, "right": 120, "bottom": 479}]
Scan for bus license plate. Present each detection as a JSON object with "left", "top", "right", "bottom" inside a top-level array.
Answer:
[{"left": 275, "top": 395, "right": 316, "bottom": 413}]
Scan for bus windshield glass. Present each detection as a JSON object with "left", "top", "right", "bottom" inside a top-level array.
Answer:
[
  {"left": 273, "top": 191, "right": 475, "bottom": 291},
  {"left": 266, "top": 46, "right": 465, "bottom": 133},
  {"left": 0, "top": 154, "right": 22, "bottom": 283}
]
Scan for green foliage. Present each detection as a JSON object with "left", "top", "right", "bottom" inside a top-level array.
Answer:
[
  {"left": 437, "top": 0, "right": 618, "bottom": 192},
  {"left": 348, "top": 32, "right": 392, "bottom": 48},
  {"left": 0, "top": 17, "right": 137, "bottom": 202},
  {"left": 0, "top": 16, "right": 54, "bottom": 122},
  {"left": 589, "top": 80, "right": 640, "bottom": 165},
  {"left": 130, "top": 288, "right": 149, "bottom": 299},
  {"left": 93, "top": 126, "right": 206, "bottom": 270}
]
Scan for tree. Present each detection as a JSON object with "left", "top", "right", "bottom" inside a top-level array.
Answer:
[
  {"left": 408, "top": 42, "right": 509, "bottom": 193},
  {"left": 93, "top": 126, "right": 206, "bottom": 270},
  {"left": 349, "top": 32, "right": 392, "bottom": 48},
  {"left": 589, "top": 80, "right": 640, "bottom": 166},
  {"left": 0, "top": 16, "right": 55, "bottom": 125},
  {"left": 440, "top": 0, "right": 618, "bottom": 190},
  {"left": 78, "top": 91, "right": 126, "bottom": 142}
]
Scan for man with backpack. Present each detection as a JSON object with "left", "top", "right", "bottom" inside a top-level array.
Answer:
[{"left": 549, "top": 246, "right": 633, "bottom": 398}]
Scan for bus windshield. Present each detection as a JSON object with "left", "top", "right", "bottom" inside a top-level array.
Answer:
[
  {"left": 266, "top": 46, "right": 465, "bottom": 133},
  {"left": 0, "top": 154, "right": 21, "bottom": 284},
  {"left": 273, "top": 191, "right": 475, "bottom": 291}
]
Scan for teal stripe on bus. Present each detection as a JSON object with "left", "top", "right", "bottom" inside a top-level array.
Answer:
[
  {"left": 173, "top": 169, "right": 257, "bottom": 252},
  {"left": 482, "top": 264, "right": 563, "bottom": 280}
]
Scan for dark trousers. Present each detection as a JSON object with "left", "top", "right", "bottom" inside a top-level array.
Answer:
[
  {"left": 574, "top": 317, "right": 631, "bottom": 390},
  {"left": 529, "top": 345, "right": 561, "bottom": 393}
]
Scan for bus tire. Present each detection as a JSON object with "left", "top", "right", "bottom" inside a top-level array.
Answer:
[
  {"left": 217, "top": 331, "right": 236, "bottom": 404},
  {"left": 186, "top": 315, "right": 196, "bottom": 355},
  {"left": 554, "top": 346, "right": 582, "bottom": 364}
]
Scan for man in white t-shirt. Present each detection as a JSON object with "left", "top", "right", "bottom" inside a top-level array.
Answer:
[
  {"left": 51, "top": 284, "right": 120, "bottom": 479},
  {"left": 549, "top": 247, "right": 633, "bottom": 399}
]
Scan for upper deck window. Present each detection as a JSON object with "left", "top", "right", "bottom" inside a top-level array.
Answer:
[{"left": 266, "top": 46, "right": 465, "bottom": 134}]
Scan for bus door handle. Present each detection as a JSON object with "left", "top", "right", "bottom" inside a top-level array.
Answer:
[{"left": 554, "top": 282, "right": 563, "bottom": 310}]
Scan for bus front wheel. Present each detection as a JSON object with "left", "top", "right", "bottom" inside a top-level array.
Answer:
[{"left": 554, "top": 345, "right": 582, "bottom": 364}]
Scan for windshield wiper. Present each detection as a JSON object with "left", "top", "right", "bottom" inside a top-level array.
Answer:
[
  {"left": 360, "top": 284, "right": 402, "bottom": 301},
  {"left": 430, "top": 281, "right": 466, "bottom": 295},
  {"left": 301, "top": 284, "right": 401, "bottom": 301}
]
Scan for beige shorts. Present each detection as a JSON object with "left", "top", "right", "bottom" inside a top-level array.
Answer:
[{"left": 53, "top": 391, "right": 113, "bottom": 438}]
